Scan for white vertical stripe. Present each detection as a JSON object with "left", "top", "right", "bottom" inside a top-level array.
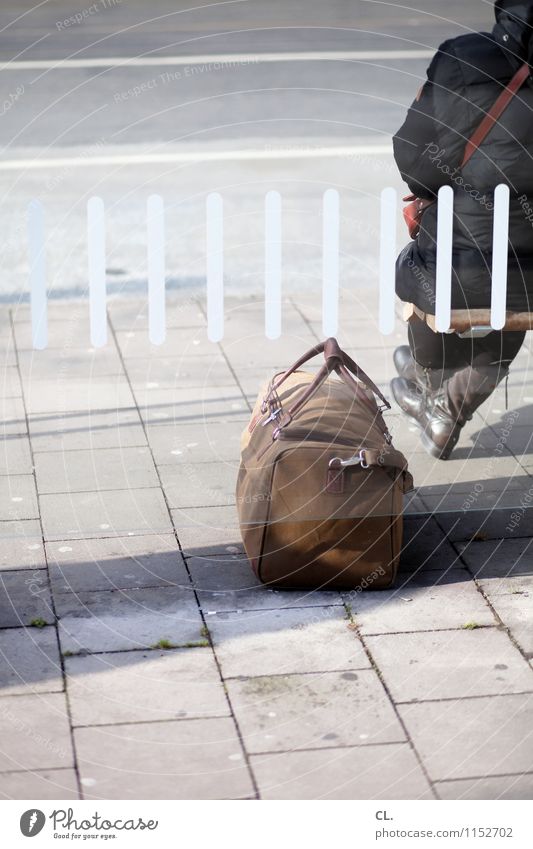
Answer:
[
  {"left": 379, "top": 187, "right": 397, "bottom": 335},
  {"left": 87, "top": 196, "right": 107, "bottom": 348},
  {"left": 147, "top": 194, "right": 166, "bottom": 345},
  {"left": 265, "top": 190, "right": 282, "bottom": 340},
  {"left": 435, "top": 185, "right": 454, "bottom": 333},
  {"left": 27, "top": 199, "right": 47, "bottom": 350},
  {"left": 490, "top": 183, "right": 510, "bottom": 331},
  {"left": 206, "top": 192, "right": 224, "bottom": 343},
  {"left": 322, "top": 189, "right": 340, "bottom": 337}
]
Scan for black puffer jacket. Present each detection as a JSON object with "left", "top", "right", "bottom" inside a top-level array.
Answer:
[{"left": 394, "top": 0, "right": 533, "bottom": 313}]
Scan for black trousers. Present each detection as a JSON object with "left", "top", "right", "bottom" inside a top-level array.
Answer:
[{"left": 408, "top": 316, "right": 525, "bottom": 372}]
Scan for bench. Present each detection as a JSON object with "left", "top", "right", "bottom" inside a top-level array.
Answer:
[{"left": 403, "top": 303, "right": 533, "bottom": 339}]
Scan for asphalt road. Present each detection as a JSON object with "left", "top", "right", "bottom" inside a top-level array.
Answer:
[{"left": 0, "top": 0, "right": 494, "bottom": 299}]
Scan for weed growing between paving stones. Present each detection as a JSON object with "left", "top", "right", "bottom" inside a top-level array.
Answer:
[{"left": 151, "top": 639, "right": 178, "bottom": 650}]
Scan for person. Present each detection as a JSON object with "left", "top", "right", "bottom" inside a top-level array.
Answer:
[{"left": 391, "top": 1, "right": 533, "bottom": 459}]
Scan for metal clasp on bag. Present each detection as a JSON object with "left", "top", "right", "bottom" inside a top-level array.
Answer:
[
  {"left": 261, "top": 407, "right": 282, "bottom": 427},
  {"left": 328, "top": 450, "right": 369, "bottom": 470}
]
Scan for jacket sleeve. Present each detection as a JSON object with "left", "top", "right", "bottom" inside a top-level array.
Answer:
[{"left": 393, "top": 40, "right": 467, "bottom": 199}]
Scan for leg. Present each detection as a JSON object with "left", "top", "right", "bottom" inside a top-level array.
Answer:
[
  {"left": 392, "top": 319, "right": 526, "bottom": 460},
  {"left": 407, "top": 314, "right": 472, "bottom": 371},
  {"left": 446, "top": 330, "right": 525, "bottom": 424},
  {"left": 394, "top": 314, "right": 471, "bottom": 384}
]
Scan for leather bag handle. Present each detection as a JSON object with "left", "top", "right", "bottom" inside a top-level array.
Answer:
[
  {"left": 268, "top": 338, "right": 389, "bottom": 407},
  {"left": 263, "top": 338, "right": 391, "bottom": 431}
]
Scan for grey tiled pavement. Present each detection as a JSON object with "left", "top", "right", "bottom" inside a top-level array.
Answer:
[{"left": 1, "top": 293, "right": 533, "bottom": 800}]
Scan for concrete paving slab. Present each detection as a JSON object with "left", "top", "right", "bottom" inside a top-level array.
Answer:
[
  {"left": 400, "top": 515, "right": 464, "bottom": 573},
  {"left": 350, "top": 570, "right": 495, "bottom": 635},
  {"left": 458, "top": 538, "right": 533, "bottom": 579},
  {"left": 108, "top": 298, "right": 205, "bottom": 331},
  {"left": 0, "top": 570, "right": 54, "bottom": 628},
  {"left": 220, "top": 335, "right": 316, "bottom": 371},
  {"left": 227, "top": 669, "right": 405, "bottom": 753},
  {"left": 115, "top": 327, "right": 216, "bottom": 359},
  {"left": 208, "top": 606, "right": 369, "bottom": 678},
  {"left": 0, "top": 327, "right": 16, "bottom": 368},
  {"left": 366, "top": 628, "right": 533, "bottom": 703},
  {"left": 75, "top": 717, "right": 253, "bottom": 799},
  {"left": 23, "top": 378, "right": 135, "bottom": 415},
  {"left": 430, "top": 508, "right": 533, "bottom": 543},
  {"left": 221, "top": 310, "right": 310, "bottom": 344},
  {"left": 28, "top": 408, "right": 147, "bottom": 452},
  {"left": 171, "top": 504, "right": 240, "bottom": 528},
  {"left": 40, "top": 487, "right": 173, "bottom": 541},
  {"left": 0, "top": 693, "right": 73, "bottom": 772},
  {"left": 292, "top": 293, "right": 382, "bottom": 325},
  {"left": 252, "top": 743, "right": 433, "bottom": 800},
  {"left": 422, "top": 489, "right": 533, "bottom": 513},
  {"left": 1, "top": 367, "right": 23, "bottom": 399},
  {"left": 116, "top": 320, "right": 220, "bottom": 361},
  {"left": 436, "top": 773, "right": 533, "bottom": 800},
  {"left": 159, "top": 462, "right": 236, "bottom": 509},
  {"left": 34, "top": 446, "right": 158, "bottom": 494},
  {"left": 311, "top": 322, "right": 404, "bottom": 351},
  {"left": 235, "top": 367, "right": 298, "bottom": 403},
  {"left": 0, "top": 768, "right": 79, "bottom": 800},
  {"left": 147, "top": 421, "right": 243, "bottom": 465},
  {"left": 493, "top": 426, "right": 533, "bottom": 459},
  {"left": 188, "top": 554, "right": 343, "bottom": 612},
  {"left": 13, "top": 315, "right": 106, "bottom": 351},
  {"left": 408, "top": 455, "right": 525, "bottom": 493},
  {"left": 0, "top": 627, "right": 62, "bottom": 695},
  {"left": 1, "top": 396, "right": 27, "bottom": 436},
  {"left": 125, "top": 354, "right": 237, "bottom": 390},
  {"left": 0, "top": 435, "right": 33, "bottom": 476},
  {"left": 0, "top": 475, "right": 38, "bottom": 521},
  {"left": 47, "top": 534, "right": 189, "bottom": 594},
  {"left": 399, "top": 693, "right": 533, "bottom": 781},
  {"left": 18, "top": 347, "right": 123, "bottom": 381},
  {"left": 55, "top": 585, "right": 203, "bottom": 653},
  {"left": 135, "top": 385, "right": 249, "bottom": 426},
  {"left": 0, "top": 520, "right": 46, "bottom": 570},
  {"left": 485, "top": 593, "right": 533, "bottom": 657},
  {"left": 66, "top": 647, "right": 229, "bottom": 726}
]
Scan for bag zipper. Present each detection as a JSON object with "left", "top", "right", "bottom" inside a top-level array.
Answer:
[{"left": 274, "top": 428, "right": 359, "bottom": 447}]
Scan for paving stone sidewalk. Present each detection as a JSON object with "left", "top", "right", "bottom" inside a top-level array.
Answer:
[{"left": 1, "top": 292, "right": 533, "bottom": 800}]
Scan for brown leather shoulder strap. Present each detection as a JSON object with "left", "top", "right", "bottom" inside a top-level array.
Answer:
[{"left": 461, "top": 61, "right": 530, "bottom": 168}]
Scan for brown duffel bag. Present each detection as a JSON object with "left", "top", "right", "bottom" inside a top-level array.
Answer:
[{"left": 236, "top": 338, "right": 413, "bottom": 590}]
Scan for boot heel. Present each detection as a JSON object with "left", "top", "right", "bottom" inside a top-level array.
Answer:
[{"left": 420, "top": 426, "right": 461, "bottom": 461}]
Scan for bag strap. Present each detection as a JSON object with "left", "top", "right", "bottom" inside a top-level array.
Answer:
[
  {"left": 268, "top": 338, "right": 389, "bottom": 410},
  {"left": 263, "top": 338, "right": 391, "bottom": 433},
  {"left": 461, "top": 61, "right": 530, "bottom": 168},
  {"left": 269, "top": 338, "right": 343, "bottom": 397}
]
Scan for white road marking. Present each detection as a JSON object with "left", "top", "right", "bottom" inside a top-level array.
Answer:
[
  {"left": 206, "top": 192, "right": 224, "bottom": 343},
  {"left": 0, "top": 142, "right": 392, "bottom": 172},
  {"left": 322, "top": 189, "right": 340, "bottom": 337},
  {"left": 435, "top": 185, "right": 454, "bottom": 334},
  {"left": 491, "top": 184, "right": 510, "bottom": 331},
  {"left": 379, "top": 186, "right": 397, "bottom": 335},
  {"left": 265, "top": 190, "right": 282, "bottom": 341},
  {"left": 147, "top": 194, "right": 166, "bottom": 346},
  {"left": 28, "top": 199, "right": 47, "bottom": 350},
  {"left": 87, "top": 196, "right": 107, "bottom": 348},
  {"left": 1, "top": 49, "right": 434, "bottom": 72}
]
